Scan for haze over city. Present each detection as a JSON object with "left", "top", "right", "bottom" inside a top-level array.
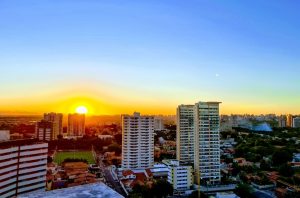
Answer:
[{"left": 1, "top": 1, "right": 300, "bottom": 115}]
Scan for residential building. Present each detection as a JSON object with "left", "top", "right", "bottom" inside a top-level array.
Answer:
[
  {"left": 163, "top": 159, "right": 193, "bottom": 192},
  {"left": 278, "top": 115, "right": 287, "bottom": 128},
  {"left": 122, "top": 112, "right": 154, "bottom": 170},
  {"left": 176, "top": 105, "right": 195, "bottom": 164},
  {"left": 292, "top": 117, "right": 300, "bottom": 128},
  {"left": 68, "top": 113, "right": 85, "bottom": 137},
  {"left": 0, "top": 139, "right": 48, "bottom": 198},
  {"left": 43, "top": 113, "right": 63, "bottom": 139},
  {"left": 36, "top": 120, "right": 54, "bottom": 141},
  {"left": 0, "top": 130, "right": 10, "bottom": 141},
  {"left": 194, "top": 101, "right": 221, "bottom": 185},
  {"left": 154, "top": 117, "right": 164, "bottom": 131},
  {"left": 286, "top": 114, "right": 293, "bottom": 127}
]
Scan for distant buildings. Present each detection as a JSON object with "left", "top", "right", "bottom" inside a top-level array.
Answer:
[
  {"left": 36, "top": 120, "right": 54, "bottom": 141},
  {"left": 163, "top": 160, "right": 193, "bottom": 192},
  {"left": 0, "top": 139, "right": 48, "bottom": 198},
  {"left": 121, "top": 112, "right": 154, "bottom": 170},
  {"left": 154, "top": 117, "right": 164, "bottom": 131},
  {"left": 44, "top": 113, "right": 63, "bottom": 139},
  {"left": 286, "top": 114, "right": 293, "bottom": 127},
  {"left": 68, "top": 113, "right": 85, "bottom": 137},
  {"left": 278, "top": 115, "right": 287, "bottom": 128},
  {"left": 292, "top": 117, "right": 300, "bottom": 128},
  {"left": 0, "top": 130, "right": 10, "bottom": 141},
  {"left": 176, "top": 105, "right": 195, "bottom": 164},
  {"left": 177, "top": 102, "right": 221, "bottom": 185}
]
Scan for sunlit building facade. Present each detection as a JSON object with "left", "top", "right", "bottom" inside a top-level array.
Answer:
[
  {"left": 36, "top": 120, "right": 54, "bottom": 141},
  {"left": 122, "top": 112, "right": 154, "bottom": 170},
  {"left": 44, "top": 113, "right": 63, "bottom": 139},
  {"left": 68, "top": 113, "right": 85, "bottom": 137}
]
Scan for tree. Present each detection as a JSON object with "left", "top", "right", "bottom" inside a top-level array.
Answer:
[
  {"left": 107, "top": 143, "right": 122, "bottom": 155},
  {"left": 234, "top": 183, "right": 254, "bottom": 198},
  {"left": 152, "top": 179, "right": 173, "bottom": 198},
  {"left": 272, "top": 150, "right": 293, "bottom": 166},
  {"left": 114, "top": 134, "right": 122, "bottom": 145},
  {"left": 279, "top": 163, "right": 294, "bottom": 177},
  {"left": 129, "top": 184, "right": 152, "bottom": 198},
  {"left": 260, "top": 159, "right": 271, "bottom": 171}
]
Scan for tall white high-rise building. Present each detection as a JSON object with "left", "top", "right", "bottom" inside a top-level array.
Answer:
[
  {"left": 44, "top": 113, "right": 63, "bottom": 139},
  {"left": 122, "top": 112, "right": 154, "bottom": 170},
  {"left": 177, "top": 102, "right": 221, "bottom": 185},
  {"left": 68, "top": 113, "right": 85, "bottom": 137},
  {"left": 194, "top": 102, "right": 221, "bottom": 185},
  {"left": 176, "top": 105, "right": 195, "bottom": 164}
]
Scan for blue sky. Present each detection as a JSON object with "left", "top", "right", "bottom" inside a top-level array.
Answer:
[{"left": 0, "top": 0, "right": 299, "bottom": 114}]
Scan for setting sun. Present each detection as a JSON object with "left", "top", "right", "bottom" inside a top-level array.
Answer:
[{"left": 76, "top": 106, "right": 88, "bottom": 114}]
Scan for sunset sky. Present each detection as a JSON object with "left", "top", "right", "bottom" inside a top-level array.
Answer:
[{"left": 0, "top": 1, "right": 300, "bottom": 115}]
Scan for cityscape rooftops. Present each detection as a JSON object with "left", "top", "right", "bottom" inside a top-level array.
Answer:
[
  {"left": 19, "top": 183, "right": 124, "bottom": 198},
  {"left": 0, "top": 138, "right": 45, "bottom": 149}
]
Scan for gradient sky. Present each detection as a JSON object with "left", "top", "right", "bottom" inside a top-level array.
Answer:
[{"left": 0, "top": 0, "right": 300, "bottom": 115}]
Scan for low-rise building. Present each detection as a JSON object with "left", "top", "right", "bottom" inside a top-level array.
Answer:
[{"left": 163, "top": 159, "right": 193, "bottom": 192}]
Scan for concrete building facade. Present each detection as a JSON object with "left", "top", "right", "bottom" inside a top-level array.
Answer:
[
  {"left": 68, "top": 113, "right": 85, "bottom": 137},
  {"left": 122, "top": 112, "right": 154, "bottom": 170},
  {"left": 163, "top": 160, "right": 193, "bottom": 192},
  {"left": 0, "top": 139, "right": 48, "bottom": 198},
  {"left": 176, "top": 105, "right": 195, "bottom": 164},
  {"left": 44, "top": 113, "right": 63, "bottom": 139},
  {"left": 177, "top": 102, "right": 221, "bottom": 185}
]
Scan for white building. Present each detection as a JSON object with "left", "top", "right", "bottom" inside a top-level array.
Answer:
[
  {"left": 194, "top": 102, "right": 221, "bottom": 185},
  {"left": 0, "top": 130, "right": 10, "bottom": 141},
  {"left": 292, "top": 117, "right": 300, "bottom": 128},
  {"left": 68, "top": 113, "right": 85, "bottom": 137},
  {"left": 176, "top": 105, "right": 195, "bottom": 164},
  {"left": 154, "top": 117, "right": 164, "bottom": 131},
  {"left": 0, "top": 139, "right": 48, "bottom": 198},
  {"left": 163, "top": 160, "right": 193, "bottom": 192},
  {"left": 44, "top": 113, "right": 63, "bottom": 139},
  {"left": 122, "top": 112, "right": 154, "bottom": 170},
  {"left": 177, "top": 102, "right": 221, "bottom": 185}
]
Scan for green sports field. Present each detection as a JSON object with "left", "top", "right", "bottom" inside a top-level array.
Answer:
[{"left": 53, "top": 151, "right": 95, "bottom": 165}]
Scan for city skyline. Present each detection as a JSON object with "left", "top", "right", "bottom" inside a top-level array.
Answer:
[{"left": 1, "top": 1, "right": 300, "bottom": 115}]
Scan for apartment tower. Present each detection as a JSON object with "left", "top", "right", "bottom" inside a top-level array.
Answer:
[
  {"left": 177, "top": 101, "right": 221, "bottom": 185},
  {"left": 0, "top": 139, "right": 48, "bottom": 198},
  {"left": 68, "top": 113, "right": 85, "bottom": 137},
  {"left": 43, "top": 113, "right": 63, "bottom": 139},
  {"left": 122, "top": 112, "right": 154, "bottom": 170}
]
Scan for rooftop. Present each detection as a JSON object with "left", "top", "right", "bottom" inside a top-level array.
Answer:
[
  {"left": 19, "top": 183, "right": 124, "bottom": 198},
  {"left": 0, "top": 138, "right": 46, "bottom": 149}
]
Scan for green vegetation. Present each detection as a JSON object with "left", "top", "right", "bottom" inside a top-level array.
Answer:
[
  {"left": 234, "top": 183, "right": 254, "bottom": 198},
  {"left": 129, "top": 179, "right": 173, "bottom": 198},
  {"left": 54, "top": 151, "right": 95, "bottom": 165}
]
